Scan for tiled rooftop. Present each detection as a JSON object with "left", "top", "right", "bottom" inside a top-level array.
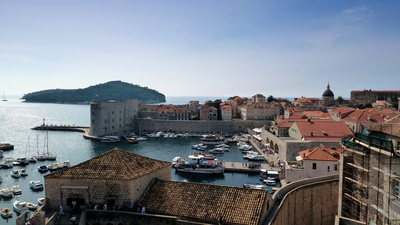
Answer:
[
  {"left": 295, "top": 120, "right": 353, "bottom": 141},
  {"left": 299, "top": 146, "right": 345, "bottom": 161},
  {"left": 141, "top": 179, "right": 268, "bottom": 225},
  {"left": 45, "top": 148, "right": 171, "bottom": 180}
]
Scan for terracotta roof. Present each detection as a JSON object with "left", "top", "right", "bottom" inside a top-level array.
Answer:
[
  {"left": 341, "top": 108, "right": 399, "bottom": 123},
  {"left": 303, "top": 111, "right": 331, "bottom": 118},
  {"left": 286, "top": 107, "right": 302, "bottom": 112},
  {"left": 299, "top": 146, "right": 345, "bottom": 161},
  {"left": 44, "top": 148, "right": 171, "bottom": 180},
  {"left": 351, "top": 90, "right": 400, "bottom": 93},
  {"left": 141, "top": 179, "right": 268, "bottom": 225},
  {"left": 294, "top": 120, "right": 353, "bottom": 141},
  {"left": 288, "top": 114, "right": 308, "bottom": 119}
]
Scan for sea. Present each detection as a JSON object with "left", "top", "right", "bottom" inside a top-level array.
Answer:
[{"left": 0, "top": 96, "right": 278, "bottom": 223}]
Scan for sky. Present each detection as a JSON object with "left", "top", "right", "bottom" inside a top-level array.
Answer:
[{"left": 1, "top": 0, "right": 400, "bottom": 99}]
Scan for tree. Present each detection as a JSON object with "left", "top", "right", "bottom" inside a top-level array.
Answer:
[
  {"left": 336, "top": 96, "right": 344, "bottom": 105},
  {"left": 267, "top": 95, "right": 276, "bottom": 102}
]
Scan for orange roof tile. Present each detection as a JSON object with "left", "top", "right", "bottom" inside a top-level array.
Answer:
[
  {"left": 44, "top": 148, "right": 171, "bottom": 180},
  {"left": 141, "top": 179, "right": 268, "bottom": 225},
  {"left": 299, "top": 146, "right": 345, "bottom": 161},
  {"left": 294, "top": 120, "right": 353, "bottom": 140}
]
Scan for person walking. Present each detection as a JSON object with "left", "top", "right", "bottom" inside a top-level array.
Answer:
[{"left": 59, "top": 205, "right": 64, "bottom": 216}]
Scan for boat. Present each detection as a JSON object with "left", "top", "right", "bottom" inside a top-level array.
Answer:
[
  {"left": 264, "top": 178, "right": 277, "bottom": 186},
  {"left": 11, "top": 185, "right": 22, "bottom": 195},
  {"left": 243, "top": 151, "right": 260, "bottom": 159},
  {"left": 192, "top": 143, "right": 207, "bottom": 150},
  {"left": 0, "top": 143, "right": 14, "bottom": 150},
  {"left": 19, "top": 168, "right": 28, "bottom": 176},
  {"left": 247, "top": 155, "right": 265, "bottom": 161},
  {"left": 101, "top": 136, "right": 121, "bottom": 143},
  {"left": 44, "top": 131, "right": 57, "bottom": 160},
  {"left": 127, "top": 137, "right": 138, "bottom": 144},
  {"left": 0, "top": 175, "right": 2, "bottom": 183},
  {"left": 216, "top": 143, "right": 230, "bottom": 148},
  {"left": 28, "top": 156, "right": 37, "bottom": 163},
  {"left": 26, "top": 202, "right": 38, "bottom": 210},
  {"left": 38, "top": 165, "right": 49, "bottom": 173},
  {"left": 239, "top": 145, "right": 253, "bottom": 151},
  {"left": 260, "top": 169, "right": 280, "bottom": 180},
  {"left": 243, "top": 182, "right": 265, "bottom": 189},
  {"left": 38, "top": 198, "right": 45, "bottom": 206},
  {"left": 214, "top": 147, "right": 230, "bottom": 152},
  {"left": 0, "top": 157, "right": 14, "bottom": 168},
  {"left": 0, "top": 150, "right": 3, "bottom": 158},
  {"left": 0, "top": 188, "right": 13, "bottom": 198},
  {"left": 173, "top": 153, "right": 225, "bottom": 174},
  {"left": 0, "top": 208, "right": 12, "bottom": 218},
  {"left": 200, "top": 134, "right": 226, "bottom": 145},
  {"left": 48, "top": 162, "right": 64, "bottom": 171},
  {"left": 209, "top": 148, "right": 225, "bottom": 154},
  {"left": 29, "top": 181, "right": 44, "bottom": 191},
  {"left": 136, "top": 137, "right": 148, "bottom": 141},
  {"left": 10, "top": 170, "right": 21, "bottom": 178},
  {"left": 198, "top": 153, "right": 216, "bottom": 160},
  {"left": 13, "top": 199, "right": 29, "bottom": 214},
  {"left": 62, "top": 160, "right": 70, "bottom": 168}
]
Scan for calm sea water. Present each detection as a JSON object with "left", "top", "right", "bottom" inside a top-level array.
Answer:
[{"left": 0, "top": 97, "right": 275, "bottom": 223}]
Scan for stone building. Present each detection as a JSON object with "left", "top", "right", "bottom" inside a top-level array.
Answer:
[
  {"left": 351, "top": 89, "right": 400, "bottom": 106},
  {"left": 221, "top": 104, "right": 232, "bottom": 120},
  {"left": 241, "top": 102, "right": 280, "bottom": 120},
  {"left": 252, "top": 94, "right": 266, "bottom": 103},
  {"left": 88, "top": 99, "right": 139, "bottom": 137},
  {"left": 322, "top": 83, "right": 335, "bottom": 106},
  {"left": 44, "top": 148, "right": 171, "bottom": 211}
]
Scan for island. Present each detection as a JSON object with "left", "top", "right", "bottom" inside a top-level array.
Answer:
[{"left": 21, "top": 81, "right": 166, "bottom": 104}]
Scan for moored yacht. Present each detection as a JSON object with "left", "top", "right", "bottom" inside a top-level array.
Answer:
[
  {"left": 10, "top": 170, "right": 21, "bottom": 178},
  {"left": 173, "top": 153, "right": 224, "bottom": 174},
  {"left": 13, "top": 199, "right": 29, "bottom": 214}
]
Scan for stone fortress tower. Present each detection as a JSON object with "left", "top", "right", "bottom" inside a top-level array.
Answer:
[{"left": 322, "top": 83, "right": 335, "bottom": 106}]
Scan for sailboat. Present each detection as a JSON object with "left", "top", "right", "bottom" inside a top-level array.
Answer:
[
  {"left": 2, "top": 91, "right": 7, "bottom": 101},
  {"left": 36, "top": 131, "right": 56, "bottom": 161}
]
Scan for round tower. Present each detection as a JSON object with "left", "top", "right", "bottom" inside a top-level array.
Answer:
[{"left": 322, "top": 83, "right": 335, "bottom": 106}]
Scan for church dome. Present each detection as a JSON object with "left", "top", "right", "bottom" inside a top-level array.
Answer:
[{"left": 322, "top": 84, "right": 334, "bottom": 97}]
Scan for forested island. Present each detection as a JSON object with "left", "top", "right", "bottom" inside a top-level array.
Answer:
[{"left": 21, "top": 81, "right": 166, "bottom": 104}]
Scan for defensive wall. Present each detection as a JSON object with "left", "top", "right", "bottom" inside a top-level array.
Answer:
[
  {"left": 264, "top": 175, "right": 339, "bottom": 225},
  {"left": 134, "top": 119, "right": 272, "bottom": 134}
]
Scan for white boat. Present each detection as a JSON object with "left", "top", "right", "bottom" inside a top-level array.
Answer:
[
  {"left": 0, "top": 175, "right": 2, "bottom": 183},
  {"left": 136, "top": 137, "right": 148, "bottom": 141},
  {"left": 0, "top": 208, "right": 12, "bottom": 218},
  {"left": 260, "top": 169, "right": 280, "bottom": 180},
  {"left": 243, "top": 182, "right": 265, "bottom": 189},
  {"left": 19, "top": 169, "right": 28, "bottom": 176},
  {"left": 48, "top": 162, "right": 64, "bottom": 171},
  {"left": 192, "top": 143, "right": 207, "bottom": 150},
  {"left": 38, "top": 198, "right": 45, "bottom": 206},
  {"left": 10, "top": 170, "right": 21, "bottom": 178},
  {"left": 11, "top": 185, "right": 22, "bottom": 195},
  {"left": 28, "top": 156, "right": 37, "bottom": 163},
  {"left": 243, "top": 151, "right": 260, "bottom": 159},
  {"left": 13, "top": 200, "right": 29, "bottom": 214},
  {"left": 38, "top": 165, "right": 49, "bottom": 173},
  {"left": 173, "top": 153, "right": 225, "bottom": 174},
  {"left": 63, "top": 160, "right": 70, "bottom": 168},
  {"left": 239, "top": 145, "right": 253, "bottom": 151},
  {"left": 26, "top": 202, "right": 38, "bottom": 210},
  {"left": 0, "top": 150, "right": 3, "bottom": 158},
  {"left": 209, "top": 148, "right": 225, "bottom": 154},
  {"left": 0, "top": 188, "right": 13, "bottom": 198},
  {"left": 200, "top": 134, "right": 225, "bottom": 145},
  {"left": 29, "top": 181, "right": 44, "bottom": 191},
  {"left": 247, "top": 155, "right": 265, "bottom": 161},
  {"left": 101, "top": 136, "right": 121, "bottom": 143},
  {"left": 264, "top": 178, "right": 277, "bottom": 186},
  {"left": 0, "top": 157, "right": 14, "bottom": 168},
  {"left": 215, "top": 147, "right": 230, "bottom": 152},
  {"left": 216, "top": 143, "right": 230, "bottom": 148}
]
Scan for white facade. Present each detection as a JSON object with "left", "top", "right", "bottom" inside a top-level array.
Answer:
[
  {"left": 88, "top": 99, "right": 139, "bottom": 137},
  {"left": 285, "top": 159, "right": 340, "bottom": 183}
]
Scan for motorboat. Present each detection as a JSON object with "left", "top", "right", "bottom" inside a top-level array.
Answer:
[
  {"left": 13, "top": 199, "right": 29, "bottom": 214},
  {"left": 11, "top": 185, "right": 22, "bottom": 195},
  {"left": 14, "top": 157, "right": 30, "bottom": 166},
  {"left": 0, "top": 188, "right": 13, "bottom": 198},
  {"left": 136, "top": 137, "right": 148, "bottom": 141},
  {"left": 216, "top": 143, "right": 230, "bottom": 148},
  {"left": 0, "top": 157, "right": 14, "bottom": 168},
  {"left": 63, "top": 160, "right": 71, "bottom": 168},
  {"left": 173, "top": 153, "right": 225, "bottom": 174},
  {"left": 10, "top": 170, "right": 21, "bottom": 178},
  {"left": 214, "top": 147, "right": 230, "bottom": 152},
  {"left": 198, "top": 153, "right": 216, "bottom": 160},
  {"left": 20, "top": 168, "right": 28, "bottom": 176},
  {"left": 260, "top": 169, "right": 280, "bottom": 180},
  {"left": 26, "top": 202, "right": 38, "bottom": 210},
  {"left": 247, "top": 155, "right": 265, "bottom": 161},
  {"left": 239, "top": 145, "right": 253, "bottom": 151},
  {"left": 209, "top": 148, "right": 225, "bottom": 154},
  {"left": 46, "top": 153, "right": 57, "bottom": 161},
  {"left": 264, "top": 178, "right": 277, "bottom": 186},
  {"left": 29, "top": 181, "right": 44, "bottom": 191},
  {"left": 0, "top": 208, "right": 12, "bottom": 218},
  {"left": 0, "top": 150, "right": 3, "bottom": 158},
  {"left": 192, "top": 143, "right": 207, "bottom": 150},
  {"left": 38, "top": 165, "right": 49, "bottom": 173},
  {"left": 101, "top": 136, "right": 120, "bottom": 143},
  {"left": 38, "top": 198, "right": 45, "bottom": 206},
  {"left": 35, "top": 154, "right": 47, "bottom": 161},
  {"left": 28, "top": 156, "right": 37, "bottom": 163},
  {"left": 243, "top": 182, "right": 265, "bottom": 189},
  {"left": 48, "top": 162, "right": 64, "bottom": 171},
  {"left": 200, "top": 134, "right": 226, "bottom": 145},
  {"left": 243, "top": 151, "right": 260, "bottom": 159},
  {"left": 127, "top": 137, "right": 138, "bottom": 144},
  {"left": 172, "top": 157, "right": 181, "bottom": 167}
]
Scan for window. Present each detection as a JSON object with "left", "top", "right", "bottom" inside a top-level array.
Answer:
[
  {"left": 395, "top": 180, "right": 400, "bottom": 201},
  {"left": 334, "top": 164, "right": 338, "bottom": 171},
  {"left": 327, "top": 166, "right": 330, "bottom": 172},
  {"left": 312, "top": 163, "right": 317, "bottom": 170}
]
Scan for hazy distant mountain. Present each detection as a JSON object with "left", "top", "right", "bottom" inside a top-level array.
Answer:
[{"left": 21, "top": 81, "right": 166, "bottom": 104}]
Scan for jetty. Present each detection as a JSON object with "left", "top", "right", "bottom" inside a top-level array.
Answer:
[
  {"left": 32, "top": 125, "right": 89, "bottom": 133},
  {"left": 224, "top": 161, "right": 271, "bottom": 173}
]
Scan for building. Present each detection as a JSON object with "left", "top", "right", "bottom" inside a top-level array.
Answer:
[
  {"left": 372, "top": 100, "right": 393, "bottom": 110},
  {"left": 154, "top": 104, "right": 191, "bottom": 120},
  {"left": 44, "top": 148, "right": 171, "bottom": 211},
  {"left": 88, "top": 99, "right": 139, "bottom": 137},
  {"left": 322, "top": 83, "right": 335, "bottom": 107},
  {"left": 351, "top": 89, "right": 400, "bottom": 106},
  {"left": 221, "top": 104, "right": 232, "bottom": 120},
  {"left": 252, "top": 94, "right": 266, "bottom": 103},
  {"left": 241, "top": 102, "right": 280, "bottom": 120},
  {"left": 141, "top": 179, "right": 272, "bottom": 225},
  {"left": 199, "top": 104, "right": 218, "bottom": 120},
  {"left": 337, "top": 125, "right": 400, "bottom": 224},
  {"left": 289, "top": 119, "right": 353, "bottom": 141},
  {"left": 284, "top": 146, "right": 345, "bottom": 183}
]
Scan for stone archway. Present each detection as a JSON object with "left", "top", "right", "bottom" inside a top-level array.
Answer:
[{"left": 274, "top": 144, "right": 279, "bottom": 153}]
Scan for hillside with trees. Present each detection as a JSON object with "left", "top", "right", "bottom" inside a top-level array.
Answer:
[{"left": 21, "top": 81, "right": 166, "bottom": 104}]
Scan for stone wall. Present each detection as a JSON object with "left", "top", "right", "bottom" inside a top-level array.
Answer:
[
  {"left": 45, "top": 166, "right": 171, "bottom": 211},
  {"left": 135, "top": 119, "right": 271, "bottom": 134}
]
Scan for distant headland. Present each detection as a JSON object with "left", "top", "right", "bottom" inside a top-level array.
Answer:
[{"left": 21, "top": 81, "right": 166, "bottom": 104}]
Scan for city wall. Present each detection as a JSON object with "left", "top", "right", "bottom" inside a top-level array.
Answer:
[{"left": 134, "top": 119, "right": 272, "bottom": 134}]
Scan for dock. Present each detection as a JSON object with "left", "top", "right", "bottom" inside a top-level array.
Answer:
[
  {"left": 224, "top": 161, "right": 271, "bottom": 173},
  {"left": 32, "top": 125, "right": 89, "bottom": 133}
]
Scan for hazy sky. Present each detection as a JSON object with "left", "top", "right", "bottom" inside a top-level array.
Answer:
[{"left": 1, "top": 1, "right": 399, "bottom": 98}]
